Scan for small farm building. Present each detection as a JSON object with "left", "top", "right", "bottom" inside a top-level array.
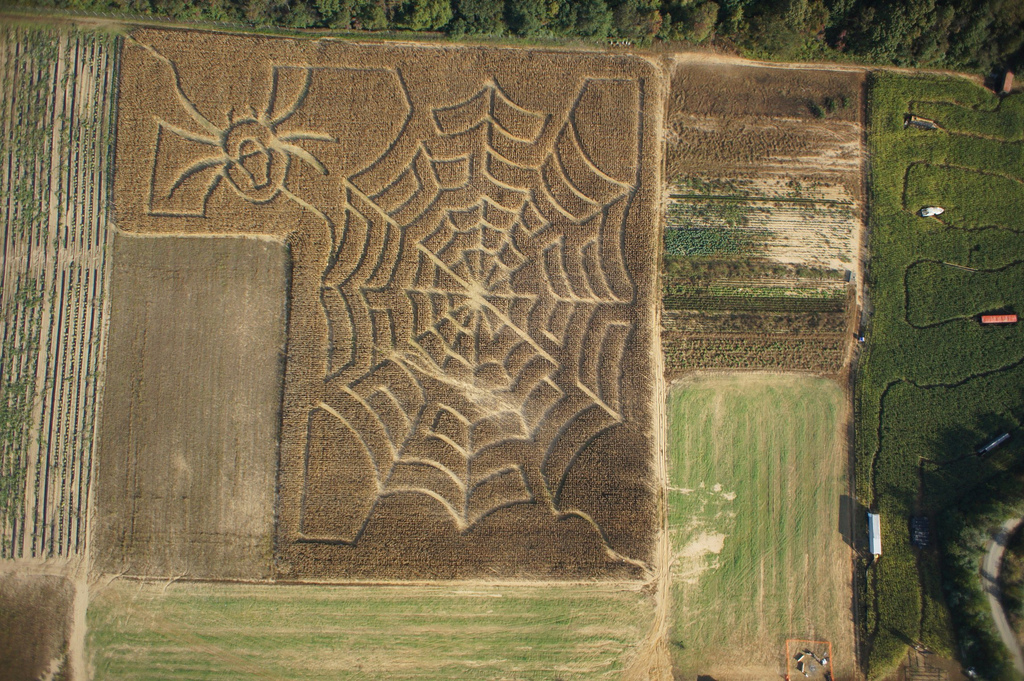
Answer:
[
  {"left": 905, "top": 115, "right": 939, "bottom": 130},
  {"left": 868, "top": 512, "right": 882, "bottom": 556},
  {"left": 1003, "top": 70, "right": 1014, "bottom": 94},
  {"left": 981, "top": 314, "right": 1018, "bottom": 324},
  {"left": 910, "top": 516, "right": 930, "bottom": 548}
]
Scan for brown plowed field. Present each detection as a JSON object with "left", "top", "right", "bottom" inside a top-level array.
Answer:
[
  {"left": 93, "top": 234, "right": 286, "bottom": 580},
  {"left": 0, "top": 571, "right": 75, "bottom": 679},
  {"left": 667, "top": 62, "right": 864, "bottom": 185},
  {"left": 111, "top": 29, "right": 664, "bottom": 580}
]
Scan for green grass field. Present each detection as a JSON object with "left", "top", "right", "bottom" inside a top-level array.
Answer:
[
  {"left": 666, "top": 373, "right": 854, "bottom": 680},
  {"left": 87, "top": 581, "right": 654, "bottom": 680}
]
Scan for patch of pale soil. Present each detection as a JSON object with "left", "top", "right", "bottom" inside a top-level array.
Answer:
[{"left": 681, "top": 532, "right": 728, "bottom": 558}]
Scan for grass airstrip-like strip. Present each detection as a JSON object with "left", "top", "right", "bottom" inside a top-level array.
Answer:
[{"left": 667, "top": 374, "right": 854, "bottom": 680}]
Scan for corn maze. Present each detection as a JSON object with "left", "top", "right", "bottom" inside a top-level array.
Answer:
[
  {"left": 103, "top": 30, "right": 663, "bottom": 580},
  {"left": 0, "top": 26, "right": 119, "bottom": 558},
  {"left": 858, "top": 72, "right": 1024, "bottom": 679}
]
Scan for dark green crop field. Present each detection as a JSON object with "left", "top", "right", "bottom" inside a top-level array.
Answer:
[{"left": 858, "top": 72, "right": 1024, "bottom": 679}]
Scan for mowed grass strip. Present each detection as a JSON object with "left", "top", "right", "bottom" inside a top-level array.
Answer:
[
  {"left": 667, "top": 374, "right": 854, "bottom": 680},
  {"left": 87, "top": 581, "right": 653, "bottom": 680}
]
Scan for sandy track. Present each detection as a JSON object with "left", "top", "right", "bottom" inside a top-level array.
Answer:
[{"left": 982, "top": 518, "right": 1024, "bottom": 675}]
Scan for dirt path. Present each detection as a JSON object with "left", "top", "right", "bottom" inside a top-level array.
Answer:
[
  {"left": 667, "top": 49, "right": 985, "bottom": 85},
  {"left": 623, "top": 247, "right": 672, "bottom": 681},
  {"left": 982, "top": 517, "right": 1024, "bottom": 675}
]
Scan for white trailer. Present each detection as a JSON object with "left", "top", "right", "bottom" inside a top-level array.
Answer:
[{"left": 868, "top": 512, "right": 882, "bottom": 556}]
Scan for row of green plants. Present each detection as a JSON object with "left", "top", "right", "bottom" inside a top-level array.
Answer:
[
  {"left": 0, "top": 25, "right": 63, "bottom": 556},
  {"left": 857, "top": 71, "right": 1024, "bottom": 678},
  {"left": 665, "top": 279, "right": 848, "bottom": 299},
  {"left": 665, "top": 309, "right": 849, "bottom": 336},
  {"left": 0, "top": 282, "right": 42, "bottom": 558},
  {"left": 663, "top": 256, "right": 846, "bottom": 283},
  {"left": 664, "top": 294, "right": 847, "bottom": 313},
  {"left": 671, "top": 175, "right": 851, "bottom": 203},
  {"left": 0, "top": 25, "right": 120, "bottom": 557},
  {"left": 666, "top": 197, "right": 765, "bottom": 229},
  {"left": 39, "top": 30, "right": 119, "bottom": 559}
]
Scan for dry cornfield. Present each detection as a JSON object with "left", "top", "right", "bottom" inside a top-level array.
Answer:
[{"left": 102, "top": 29, "right": 665, "bottom": 580}]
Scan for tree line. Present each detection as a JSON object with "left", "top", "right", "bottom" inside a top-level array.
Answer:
[{"left": 10, "top": 0, "right": 1024, "bottom": 72}]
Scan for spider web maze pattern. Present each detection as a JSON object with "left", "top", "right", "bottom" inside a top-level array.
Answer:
[
  {"left": 303, "top": 78, "right": 644, "bottom": 551},
  {"left": 128, "top": 37, "right": 650, "bottom": 566}
]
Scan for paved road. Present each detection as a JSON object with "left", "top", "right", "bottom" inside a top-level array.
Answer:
[{"left": 981, "top": 517, "right": 1024, "bottom": 676}]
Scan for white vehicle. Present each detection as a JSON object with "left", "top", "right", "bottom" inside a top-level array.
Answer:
[{"left": 919, "top": 206, "right": 945, "bottom": 217}]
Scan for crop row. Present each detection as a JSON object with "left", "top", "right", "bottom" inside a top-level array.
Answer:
[
  {"left": 668, "top": 201, "right": 855, "bottom": 230},
  {"left": 664, "top": 309, "right": 850, "bottom": 336},
  {"left": 662, "top": 333, "right": 846, "bottom": 373},
  {"left": 0, "top": 26, "right": 119, "bottom": 559},
  {"left": 665, "top": 278, "right": 848, "bottom": 298},
  {"left": 664, "top": 256, "right": 846, "bottom": 284},
  {"left": 672, "top": 174, "right": 854, "bottom": 204},
  {"left": 664, "top": 293, "right": 848, "bottom": 313}
]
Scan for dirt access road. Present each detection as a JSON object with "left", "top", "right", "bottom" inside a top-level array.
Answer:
[{"left": 982, "top": 518, "right": 1024, "bottom": 675}]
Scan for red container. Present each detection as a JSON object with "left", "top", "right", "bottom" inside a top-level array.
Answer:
[{"left": 981, "top": 314, "right": 1018, "bottom": 324}]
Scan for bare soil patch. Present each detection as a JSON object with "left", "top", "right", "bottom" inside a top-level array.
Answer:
[
  {"left": 112, "top": 29, "right": 664, "bottom": 580},
  {"left": 92, "top": 233, "right": 287, "bottom": 580},
  {"left": 0, "top": 571, "right": 74, "bottom": 680},
  {"left": 669, "top": 61, "right": 863, "bottom": 122}
]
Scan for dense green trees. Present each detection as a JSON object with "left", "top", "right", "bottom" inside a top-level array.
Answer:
[
  {"left": 397, "top": 0, "right": 452, "bottom": 29},
  {"left": 449, "top": 0, "right": 505, "bottom": 34},
  {"left": 11, "top": 0, "right": 1023, "bottom": 71}
]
